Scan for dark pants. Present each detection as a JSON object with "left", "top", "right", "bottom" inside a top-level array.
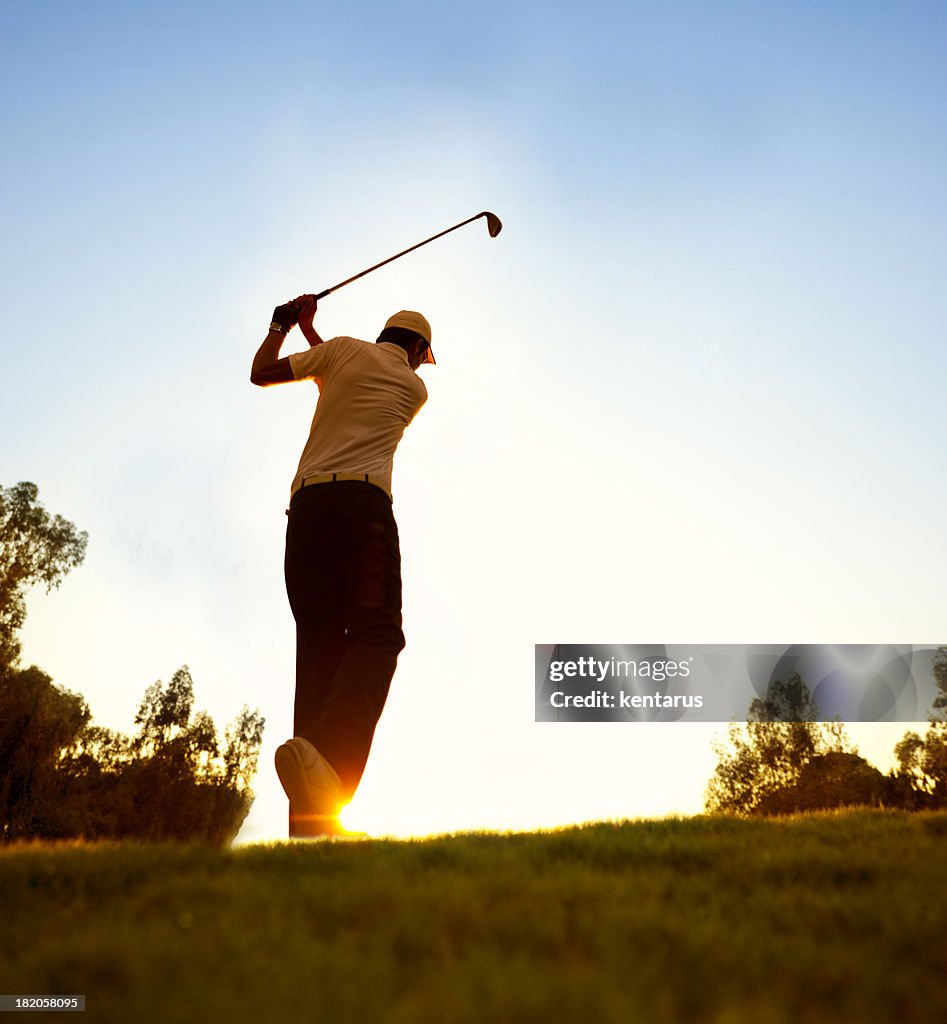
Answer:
[{"left": 284, "top": 481, "right": 405, "bottom": 801}]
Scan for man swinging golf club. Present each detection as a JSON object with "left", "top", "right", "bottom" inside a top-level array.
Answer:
[
  {"left": 250, "top": 211, "right": 500, "bottom": 837},
  {"left": 251, "top": 295, "right": 433, "bottom": 837}
]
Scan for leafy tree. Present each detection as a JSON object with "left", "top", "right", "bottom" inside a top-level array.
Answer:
[
  {"left": 892, "top": 723, "right": 947, "bottom": 808},
  {"left": 868, "top": 650, "right": 947, "bottom": 810},
  {"left": 747, "top": 671, "right": 819, "bottom": 724},
  {"left": 708, "top": 658, "right": 947, "bottom": 815},
  {"left": 124, "top": 666, "right": 265, "bottom": 844},
  {"left": 755, "top": 751, "right": 886, "bottom": 815},
  {"left": 932, "top": 646, "right": 947, "bottom": 721},
  {"left": 1, "top": 664, "right": 265, "bottom": 845},
  {"left": 0, "top": 483, "right": 264, "bottom": 844},
  {"left": 0, "top": 663, "right": 90, "bottom": 838},
  {"left": 0, "top": 482, "right": 87, "bottom": 671},
  {"left": 706, "top": 673, "right": 855, "bottom": 815},
  {"left": 223, "top": 704, "right": 267, "bottom": 794}
]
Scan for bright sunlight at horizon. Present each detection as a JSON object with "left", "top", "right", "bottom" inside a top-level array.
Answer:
[{"left": 5, "top": 3, "right": 947, "bottom": 843}]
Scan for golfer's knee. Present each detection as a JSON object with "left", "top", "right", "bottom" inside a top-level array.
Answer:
[{"left": 349, "top": 622, "right": 405, "bottom": 653}]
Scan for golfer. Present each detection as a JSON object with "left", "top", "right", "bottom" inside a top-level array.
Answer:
[{"left": 251, "top": 294, "right": 432, "bottom": 836}]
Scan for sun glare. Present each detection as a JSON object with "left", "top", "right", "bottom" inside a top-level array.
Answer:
[{"left": 335, "top": 794, "right": 555, "bottom": 840}]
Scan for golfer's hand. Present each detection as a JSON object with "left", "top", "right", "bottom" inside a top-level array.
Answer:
[
  {"left": 294, "top": 294, "right": 317, "bottom": 326},
  {"left": 293, "top": 294, "right": 324, "bottom": 348},
  {"left": 270, "top": 301, "right": 299, "bottom": 333}
]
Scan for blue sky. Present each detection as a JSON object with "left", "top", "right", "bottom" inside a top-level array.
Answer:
[{"left": 4, "top": 2, "right": 946, "bottom": 839}]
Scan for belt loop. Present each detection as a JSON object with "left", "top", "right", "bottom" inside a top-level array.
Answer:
[{"left": 332, "top": 473, "right": 337, "bottom": 482}]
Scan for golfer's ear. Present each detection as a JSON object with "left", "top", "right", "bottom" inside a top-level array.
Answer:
[{"left": 251, "top": 357, "right": 296, "bottom": 387}]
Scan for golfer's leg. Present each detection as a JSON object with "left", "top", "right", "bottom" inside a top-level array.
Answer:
[
  {"left": 287, "top": 617, "right": 345, "bottom": 837},
  {"left": 292, "top": 619, "right": 344, "bottom": 741},
  {"left": 284, "top": 489, "right": 345, "bottom": 744},
  {"left": 309, "top": 490, "right": 405, "bottom": 799},
  {"left": 283, "top": 490, "right": 348, "bottom": 835}
]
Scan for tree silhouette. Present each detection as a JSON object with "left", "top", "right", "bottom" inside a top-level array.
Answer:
[
  {"left": 2, "top": 663, "right": 265, "bottom": 845},
  {"left": 0, "top": 663, "right": 90, "bottom": 837},
  {"left": 892, "top": 723, "right": 947, "bottom": 809},
  {"left": 881, "top": 646, "right": 947, "bottom": 808},
  {"left": 707, "top": 663, "right": 947, "bottom": 815},
  {"left": 754, "top": 751, "right": 886, "bottom": 815},
  {"left": 706, "top": 673, "right": 854, "bottom": 815},
  {"left": 747, "top": 672, "right": 819, "bottom": 724},
  {"left": 0, "top": 482, "right": 87, "bottom": 670},
  {"left": 0, "top": 481, "right": 265, "bottom": 845},
  {"left": 932, "top": 646, "right": 947, "bottom": 721},
  {"left": 122, "top": 666, "right": 265, "bottom": 843}
]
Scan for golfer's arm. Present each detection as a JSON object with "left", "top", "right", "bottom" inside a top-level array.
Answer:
[
  {"left": 298, "top": 320, "right": 325, "bottom": 348},
  {"left": 250, "top": 330, "right": 295, "bottom": 387}
]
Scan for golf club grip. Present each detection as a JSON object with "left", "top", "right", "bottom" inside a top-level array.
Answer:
[{"left": 314, "top": 289, "right": 331, "bottom": 301}]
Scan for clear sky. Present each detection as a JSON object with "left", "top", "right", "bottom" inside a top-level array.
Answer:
[{"left": 3, "top": 2, "right": 946, "bottom": 841}]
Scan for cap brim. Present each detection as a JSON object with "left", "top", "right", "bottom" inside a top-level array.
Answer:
[{"left": 422, "top": 344, "right": 436, "bottom": 365}]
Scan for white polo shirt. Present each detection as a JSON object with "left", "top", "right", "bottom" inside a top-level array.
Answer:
[{"left": 287, "top": 337, "right": 428, "bottom": 499}]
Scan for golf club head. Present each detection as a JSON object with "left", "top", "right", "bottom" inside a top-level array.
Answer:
[{"left": 483, "top": 211, "right": 503, "bottom": 237}]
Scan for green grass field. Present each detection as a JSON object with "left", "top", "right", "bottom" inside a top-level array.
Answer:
[{"left": 2, "top": 811, "right": 945, "bottom": 1023}]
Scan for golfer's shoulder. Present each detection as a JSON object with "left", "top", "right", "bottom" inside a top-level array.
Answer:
[
  {"left": 328, "top": 335, "right": 368, "bottom": 355},
  {"left": 320, "top": 335, "right": 369, "bottom": 368}
]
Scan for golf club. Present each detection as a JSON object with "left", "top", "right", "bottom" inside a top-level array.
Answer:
[{"left": 314, "top": 211, "right": 502, "bottom": 301}]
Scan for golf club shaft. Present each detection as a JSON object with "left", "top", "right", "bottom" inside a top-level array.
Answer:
[{"left": 314, "top": 213, "right": 489, "bottom": 301}]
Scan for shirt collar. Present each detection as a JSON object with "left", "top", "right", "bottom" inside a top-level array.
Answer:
[{"left": 377, "top": 342, "right": 410, "bottom": 365}]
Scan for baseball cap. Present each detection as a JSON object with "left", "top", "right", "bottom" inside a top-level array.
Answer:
[{"left": 385, "top": 310, "right": 435, "bottom": 364}]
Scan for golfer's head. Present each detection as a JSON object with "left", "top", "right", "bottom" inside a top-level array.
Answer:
[{"left": 378, "top": 310, "right": 434, "bottom": 370}]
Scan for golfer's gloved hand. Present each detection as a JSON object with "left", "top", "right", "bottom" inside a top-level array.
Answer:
[
  {"left": 294, "top": 294, "right": 318, "bottom": 323},
  {"left": 269, "top": 301, "right": 299, "bottom": 334}
]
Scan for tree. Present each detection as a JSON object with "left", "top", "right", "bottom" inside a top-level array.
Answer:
[
  {"left": 708, "top": 654, "right": 947, "bottom": 816},
  {"left": 878, "top": 648, "right": 947, "bottom": 809},
  {"left": 223, "top": 704, "right": 266, "bottom": 794},
  {"left": 755, "top": 751, "right": 886, "bottom": 814},
  {"left": 0, "top": 482, "right": 87, "bottom": 670},
  {"left": 113, "top": 665, "right": 265, "bottom": 844},
  {"left": 0, "top": 663, "right": 90, "bottom": 838},
  {"left": 932, "top": 646, "right": 947, "bottom": 721},
  {"left": 706, "top": 673, "right": 855, "bottom": 815},
  {"left": 2, "top": 664, "right": 265, "bottom": 845},
  {"left": 747, "top": 671, "right": 819, "bottom": 725},
  {"left": 0, "top": 482, "right": 265, "bottom": 845},
  {"left": 892, "top": 723, "right": 947, "bottom": 809}
]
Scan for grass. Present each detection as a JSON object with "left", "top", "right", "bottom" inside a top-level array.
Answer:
[{"left": 2, "top": 810, "right": 945, "bottom": 1023}]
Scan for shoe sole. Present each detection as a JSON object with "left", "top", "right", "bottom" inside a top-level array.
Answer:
[
  {"left": 274, "top": 741, "right": 313, "bottom": 810},
  {"left": 275, "top": 741, "right": 338, "bottom": 827}
]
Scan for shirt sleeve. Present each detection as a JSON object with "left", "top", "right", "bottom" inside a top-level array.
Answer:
[{"left": 289, "top": 338, "right": 341, "bottom": 382}]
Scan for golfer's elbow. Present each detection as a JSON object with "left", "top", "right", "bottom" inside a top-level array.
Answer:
[
  {"left": 251, "top": 359, "right": 295, "bottom": 387},
  {"left": 250, "top": 363, "right": 274, "bottom": 386}
]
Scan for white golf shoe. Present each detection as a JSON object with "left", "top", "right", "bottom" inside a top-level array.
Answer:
[{"left": 274, "top": 736, "right": 343, "bottom": 834}]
